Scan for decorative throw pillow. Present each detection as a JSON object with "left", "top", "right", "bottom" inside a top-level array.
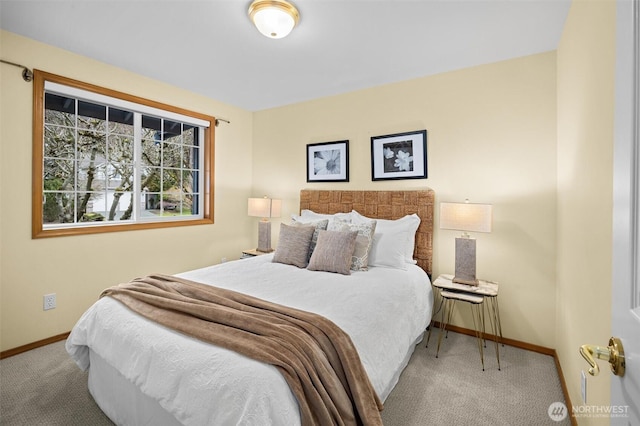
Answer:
[
  {"left": 272, "top": 223, "right": 316, "bottom": 268},
  {"left": 290, "top": 218, "right": 329, "bottom": 261},
  {"left": 328, "top": 218, "right": 377, "bottom": 271},
  {"left": 307, "top": 230, "right": 358, "bottom": 275}
]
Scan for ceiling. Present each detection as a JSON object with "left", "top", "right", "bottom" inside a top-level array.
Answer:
[{"left": 0, "top": 0, "right": 571, "bottom": 112}]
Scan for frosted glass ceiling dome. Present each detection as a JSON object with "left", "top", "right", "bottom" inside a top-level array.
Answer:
[{"left": 248, "top": 0, "right": 300, "bottom": 39}]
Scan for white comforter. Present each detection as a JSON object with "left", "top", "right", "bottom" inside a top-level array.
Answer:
[{"left": 66, "top": 254, "right": 433, "bottom": 425}]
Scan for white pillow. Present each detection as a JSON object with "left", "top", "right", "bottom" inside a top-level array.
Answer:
[
  {"left": 291, "top": 210, "right": 352, "bottom": 225},
  {"left": 367, "top": 221, "right": 408, "bottom": 270},
  {"left": 401, "top": 214, "right": 421, "bottom": 263},
  {"left": 351, "top": 211, "right": 421, "bottom": 265}
]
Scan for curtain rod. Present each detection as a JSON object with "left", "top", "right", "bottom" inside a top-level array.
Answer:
[
  {"left": 1, "top": 61, "right": 230, "bottom": 127},
  {"left": 0, "top": 59, "right": 33, "bottom": 82}
]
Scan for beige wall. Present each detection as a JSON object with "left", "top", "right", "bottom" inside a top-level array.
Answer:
[
  {"left": 0, "top": 31, "right": 255, "bottom": 351},
  {"left": 2, "top": 14, "right": 618, "bottom": 422},
  {"left": 253, "top": 52, "right": 559, "bottom": 348},
  {"left": 556, "top": 0, "right": 615, "bottom": 422}
]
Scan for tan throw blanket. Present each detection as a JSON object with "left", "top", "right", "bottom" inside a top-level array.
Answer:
[{"left": 101, "top": 274, "right": 383, "bottom": 426}]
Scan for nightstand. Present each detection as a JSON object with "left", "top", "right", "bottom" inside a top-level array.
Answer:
[
  {"left": 426, "top": 274, "right": 502, "bottom": 370},
  {"left": 241, "top": 249, "right": 271, "bottom": 259}
]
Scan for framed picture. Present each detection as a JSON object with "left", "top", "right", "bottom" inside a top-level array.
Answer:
[
  {"left": 371, "top": 130, "right": 427, "bottom": 181},
  {"left": 306, "top": 140, "right": 349, "bottom": 182}
]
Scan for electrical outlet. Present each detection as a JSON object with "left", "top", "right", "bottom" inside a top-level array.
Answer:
[{"left": 43, "top": 293, "right": 56, "bottom": 311}]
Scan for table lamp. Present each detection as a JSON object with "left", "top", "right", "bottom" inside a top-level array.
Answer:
[
  {"left": 248, "top": 196, "right": 282, "bottom": 253},
  {"left": 440, "top": 200, "right": 492, "bottom": 286}
]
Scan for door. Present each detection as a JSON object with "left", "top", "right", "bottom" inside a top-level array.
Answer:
[{"left": 611, "top": 0, "right": 640, "bottom": 424}]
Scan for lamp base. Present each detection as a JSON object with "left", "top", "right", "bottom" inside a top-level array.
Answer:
[
  {"left": 452, "top": 276, "right": 480, "bottom": 286},
  {"left": 256, "top": 220, "right": 274, "bottom": 253},
  {"left": 453, "top": 237, "right": 478, "bottom": 286}
]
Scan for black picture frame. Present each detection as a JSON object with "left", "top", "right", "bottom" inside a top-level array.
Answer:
[
  {"left": 371, "top": 130, "right": 427, "bottom": 181},
  {"left": 306, "top": 140, "right": 349, "bottom": 182}
]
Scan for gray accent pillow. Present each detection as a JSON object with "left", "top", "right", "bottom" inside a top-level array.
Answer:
[
  {"left": 272, "top": 223, "right": 316, "bottom": 268},
  {"left": 329, "top": 218, "right": 377, "bottom": 271},
  {"left": 290, "top": 218, "right": 329, "bottom": 261},
  {"left": 307, "top": 230, "right": 358, "bottom": 275}
]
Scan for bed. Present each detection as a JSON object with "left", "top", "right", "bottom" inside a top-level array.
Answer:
[{"left": 66, "top": 189, "right": 435, "bottom": 425}]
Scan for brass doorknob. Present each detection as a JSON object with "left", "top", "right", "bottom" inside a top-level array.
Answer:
[{"left": 579, "top": 337, "right": 625, "bottom": 377}]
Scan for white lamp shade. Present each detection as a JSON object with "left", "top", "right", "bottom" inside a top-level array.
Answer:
[
  {"left": 248, "top": 198, "right": 282, "bottom": 219},
  {"left": 440, "top": 202, "right": 492, "bottom": 233},
  {"left": 248, "top": 0, "right": 299, "bottom": 39}
]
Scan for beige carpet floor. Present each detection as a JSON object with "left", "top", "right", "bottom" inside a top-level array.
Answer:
[
  {"left": 382, "top": 331, "right": 570, "bottom": 425},
  {"left": 1, "top": 331, "right": 569, "bottom": 425}
]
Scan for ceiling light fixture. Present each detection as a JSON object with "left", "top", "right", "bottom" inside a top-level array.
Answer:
[{"left": 248, "top": 0, "right": 300, "bottom": 39}]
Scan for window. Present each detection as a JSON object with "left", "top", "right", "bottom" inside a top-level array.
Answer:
[{"left": 32, "top": 70, "right": 215, "bottom": 238}]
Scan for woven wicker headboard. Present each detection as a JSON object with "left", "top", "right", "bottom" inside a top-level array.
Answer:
[{"left": 299, "top": 189, "right": 434, "bottom": 277}]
